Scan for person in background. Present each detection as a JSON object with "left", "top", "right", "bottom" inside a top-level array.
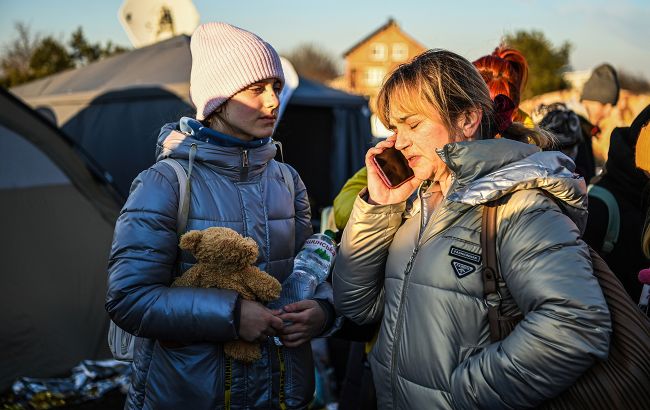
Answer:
[
  {"left": 573, "top": 63, "right": 621, "bottom": 182},
  {"left": 536, "top": 103, "right": 583, "bottom": 160},
  {"left": 472, "top": 45, "right": 535, "bottom": 129},
  {"left": 106, "top": 22, "right": 335, "bottom": 410},
  {"left": 333, "top": 49, "right": 611, "bottom": 409},
  {"left": 581, "top": 64, "right": 621, "bottom": 135},
  {"left": 583, "top": 105, "right": 650, "bottom": 302}
]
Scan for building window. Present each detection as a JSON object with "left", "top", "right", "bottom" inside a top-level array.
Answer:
[
  {"left": 370, "top": 43, "right": 386, "bottom": 61},
  {"left": 392, "top": 43, "right": 408, "bottom": 61},
  {"left": 365, "top": 67, "right": 386, "bottom": 87}
]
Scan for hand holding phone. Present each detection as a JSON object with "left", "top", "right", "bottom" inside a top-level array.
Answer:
[{"left": 372, "top": 147, "right": 415, "bottom": 188}]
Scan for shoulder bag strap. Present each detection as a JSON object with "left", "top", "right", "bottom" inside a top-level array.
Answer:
[{"left": 481, "top": 200, "right": 501, "bottom": 343}]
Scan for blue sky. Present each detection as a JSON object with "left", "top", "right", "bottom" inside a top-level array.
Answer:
[{"left": 1, "top": 0, "right": 649, "bottom": 78}]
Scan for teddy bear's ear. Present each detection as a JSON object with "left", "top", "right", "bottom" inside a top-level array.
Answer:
[{"left": 179, "top": 230, "right": 202, "bottom": 253}]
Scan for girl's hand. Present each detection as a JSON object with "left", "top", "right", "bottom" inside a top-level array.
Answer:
[
  {"left": 275, "top": 300, "right": 326, "bottom": 347},
  {"left": 365, "top": 136, "right": 421, "bottom": 205},
  {"left": 239, "top": 300, "right": 283, "bottom": 343}
]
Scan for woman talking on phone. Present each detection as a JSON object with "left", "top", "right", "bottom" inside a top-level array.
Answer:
[{"left": 332, "top": 49, "right": 611, "bottom": 409}]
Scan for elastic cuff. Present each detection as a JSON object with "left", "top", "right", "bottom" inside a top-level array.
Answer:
[
  {"left": 233, "top": 296, "right": 242, "bottom": 339},
  {"left": 313, "top": 298, "right": 336, "bottom": 336}
]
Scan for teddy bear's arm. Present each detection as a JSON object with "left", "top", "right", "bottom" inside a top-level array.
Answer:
[
  {"left": 245, "top": 268, "right": 282, "bottom": 302},
  {"left": 171, "top": 266, "right": 203, "bottom": 287}
]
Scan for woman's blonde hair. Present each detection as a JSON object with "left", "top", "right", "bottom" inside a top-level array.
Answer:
[{"left": 377, "top": 49, "right": 553, "bottom": 147}]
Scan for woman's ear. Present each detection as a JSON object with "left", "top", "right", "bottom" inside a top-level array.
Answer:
[{"left": 459, "top": 109, "right": 483, "bottom": 139}]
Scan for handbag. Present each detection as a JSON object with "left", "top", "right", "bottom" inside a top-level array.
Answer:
[{"left": 481, "top": 199, "right": 650, "bottom": 409}]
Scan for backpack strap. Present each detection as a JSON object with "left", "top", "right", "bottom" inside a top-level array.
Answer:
[
  {"left": 277, "top": 161, "right": 295, "bottom": 200},
  {"left": 481, "top": 201, "right": 502, "bottom": 343},
  {"left": 160, "top": 143, "right": 197, "bottom": 235},
  {"left": 587, "top": 184, "right": 620, "bottom": 254}
]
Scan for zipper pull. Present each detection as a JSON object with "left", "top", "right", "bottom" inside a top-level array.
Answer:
[
  {"left": 240, "top": 149, "right": 249, "bottom": 182},
  {"left": 405, "top": 246, "right": 419, "bottom": 275},
  {"left": 242, "top": 149, "right": 249, "bottom": 168}
]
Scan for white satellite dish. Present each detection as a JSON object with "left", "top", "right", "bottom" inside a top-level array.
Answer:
[{"left": 118, "top": 0, "right": 200, "bottom": 48}]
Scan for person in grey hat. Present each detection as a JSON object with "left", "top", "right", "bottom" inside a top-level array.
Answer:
[
  {"left": 580, "top": 63, "right": 620, "bottom": 129},
  {"left": 569, "top": 63, "right": 621, "bottom": 183}
]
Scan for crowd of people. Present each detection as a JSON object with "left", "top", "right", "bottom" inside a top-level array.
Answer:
[{"left": 106, "top": 21, "right": 650, "bottom": 410}]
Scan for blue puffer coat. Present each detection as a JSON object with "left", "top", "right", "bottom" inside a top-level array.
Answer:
[{"left": 106, "top": 120, "right": 329, "bottom": 409}]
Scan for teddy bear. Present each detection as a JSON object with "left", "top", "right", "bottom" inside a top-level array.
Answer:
[{"left": 171, "top": 226, "right": 282, "bottom": 363}]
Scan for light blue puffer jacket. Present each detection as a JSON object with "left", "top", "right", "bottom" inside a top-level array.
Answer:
[{"left": 106, "top": 120, "right": 329, "bottom": 409}]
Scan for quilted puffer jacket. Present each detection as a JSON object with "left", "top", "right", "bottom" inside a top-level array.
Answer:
[
  {"left": 106, "top": 120, "right": 330, "bottom": 409},
  {"left": 333, "top": 138, "right": 611, "bottom": 409}
]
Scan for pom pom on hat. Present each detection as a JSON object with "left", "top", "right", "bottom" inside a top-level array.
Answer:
[{"left": 190, "top": 22, "right": 284, "bottom": 121}]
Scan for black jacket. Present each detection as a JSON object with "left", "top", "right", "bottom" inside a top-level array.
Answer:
[{"left": 583, "top": 105, "right": 650, "bottom": 301}]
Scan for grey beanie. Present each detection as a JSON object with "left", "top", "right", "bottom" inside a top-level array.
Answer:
[{"left": 580, "top": 63, "right": 619, "bottom": 105}]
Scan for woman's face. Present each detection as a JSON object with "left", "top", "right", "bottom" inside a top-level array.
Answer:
[
  {"left": 389, "top": 106, "right": 453, "bottom": 181},
  {"left": 214, "top": 78, "right": 282, "bottom": 141}
]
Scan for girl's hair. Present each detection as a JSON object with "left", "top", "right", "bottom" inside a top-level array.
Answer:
[
  {"left": 473, "top": 46, "right": 528, "bottom": 109},
  {"left": 377, "top": 49, "right": 553, "bottom": 148}
]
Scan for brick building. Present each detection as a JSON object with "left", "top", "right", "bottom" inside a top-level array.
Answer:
[{"left": 342, "top": 18, "right": 426, "bottom": 109}]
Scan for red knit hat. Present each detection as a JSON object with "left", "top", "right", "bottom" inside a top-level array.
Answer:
[{"left": 190, "top": 22, "right": 284, "bottom": 121}]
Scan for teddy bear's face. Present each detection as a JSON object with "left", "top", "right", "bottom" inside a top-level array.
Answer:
[{"left": 181, "top": 227, "right": 259, "bottom": 269}]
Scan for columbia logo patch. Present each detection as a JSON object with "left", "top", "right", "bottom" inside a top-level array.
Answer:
[
  {"left": 449, "top": 246, "right": 481, "bottom": 264},
  {"left": 451, "top": 259, "right": 476, "bottom": 278}
]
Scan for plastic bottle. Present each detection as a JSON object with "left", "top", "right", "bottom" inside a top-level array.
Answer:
[{"left": 271, "top": 230, "right": 337, "bottom": 345}]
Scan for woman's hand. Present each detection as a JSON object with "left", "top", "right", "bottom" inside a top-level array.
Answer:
[
  {"left": 238, "top": 300, "right": 284, "bottom": 343},
  {"left": 365, "top": 136, "right": 422, "bottom": 205},
  {"left": 275, "top": 300, "right": 326, "bottom": 348}
]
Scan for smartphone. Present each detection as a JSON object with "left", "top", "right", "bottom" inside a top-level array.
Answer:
[{"left": 372, "top": 147, "right": 415, "bottom": 188}]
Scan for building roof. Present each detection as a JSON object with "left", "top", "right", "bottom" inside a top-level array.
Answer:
[{"left": 342, "top": 18, "right": 426, "bottom": 57}]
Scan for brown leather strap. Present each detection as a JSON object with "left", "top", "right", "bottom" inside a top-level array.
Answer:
[{"left": 481, "top": 201, "right": 501, "bottom": 342}]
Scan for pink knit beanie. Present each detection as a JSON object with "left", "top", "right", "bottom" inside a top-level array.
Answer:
[{"left": 190, "top": 22, "right": 284, "bottom": 121}]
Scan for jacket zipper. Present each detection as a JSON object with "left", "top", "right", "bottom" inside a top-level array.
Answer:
[
  {"left": 240, "top": 149, "right": 249, "bottom": 182},
  {"left": 389, "top": 182, "right": 446, "bottom": 405}
]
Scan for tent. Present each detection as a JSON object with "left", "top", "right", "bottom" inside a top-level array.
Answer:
[
  {"left": 12, "top": 35, "right": 372, "bottom": 222},
  {"left": 0, "top": 88, "right": 122, "bottom": 391}
]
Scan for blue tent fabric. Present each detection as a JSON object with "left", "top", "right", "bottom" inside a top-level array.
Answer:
[{"left": 12, "top": 36, "right": 372, "bottom": 211}]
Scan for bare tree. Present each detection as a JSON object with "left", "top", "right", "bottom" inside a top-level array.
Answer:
[
  {"left": 284, "top": 43, "right": 340, "bottom": 83},
  {"left": 1, "top": 22, "right": 40, "bottom": 87}
]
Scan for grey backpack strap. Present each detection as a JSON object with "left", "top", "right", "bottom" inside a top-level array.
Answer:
[
  {"left": 278, "top": 161, "right": 295, "bottom": 200},
  {"left": 588, "top": 184, "right": 620, "bottom": 253},
  {"left": 161, "top": 143, "right": 196, "bottom": 235},
  {"left": 161, "top": 158, "right": 189, "bottom": 234},
  {"left": 108, "top": 148, "right": 197, "bottom": 362}
]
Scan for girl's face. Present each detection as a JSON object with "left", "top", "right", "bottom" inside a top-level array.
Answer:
[
  {"left": 213, "top": 78, "right": 282, "bottom": 141},
  {"left": 388, "top": 106, "right": 453, "bottom": 181}
]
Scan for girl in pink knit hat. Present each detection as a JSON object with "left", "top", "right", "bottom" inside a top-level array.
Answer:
[{"left": 107, "top": 22, "right": 335, "bottom": 409}]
